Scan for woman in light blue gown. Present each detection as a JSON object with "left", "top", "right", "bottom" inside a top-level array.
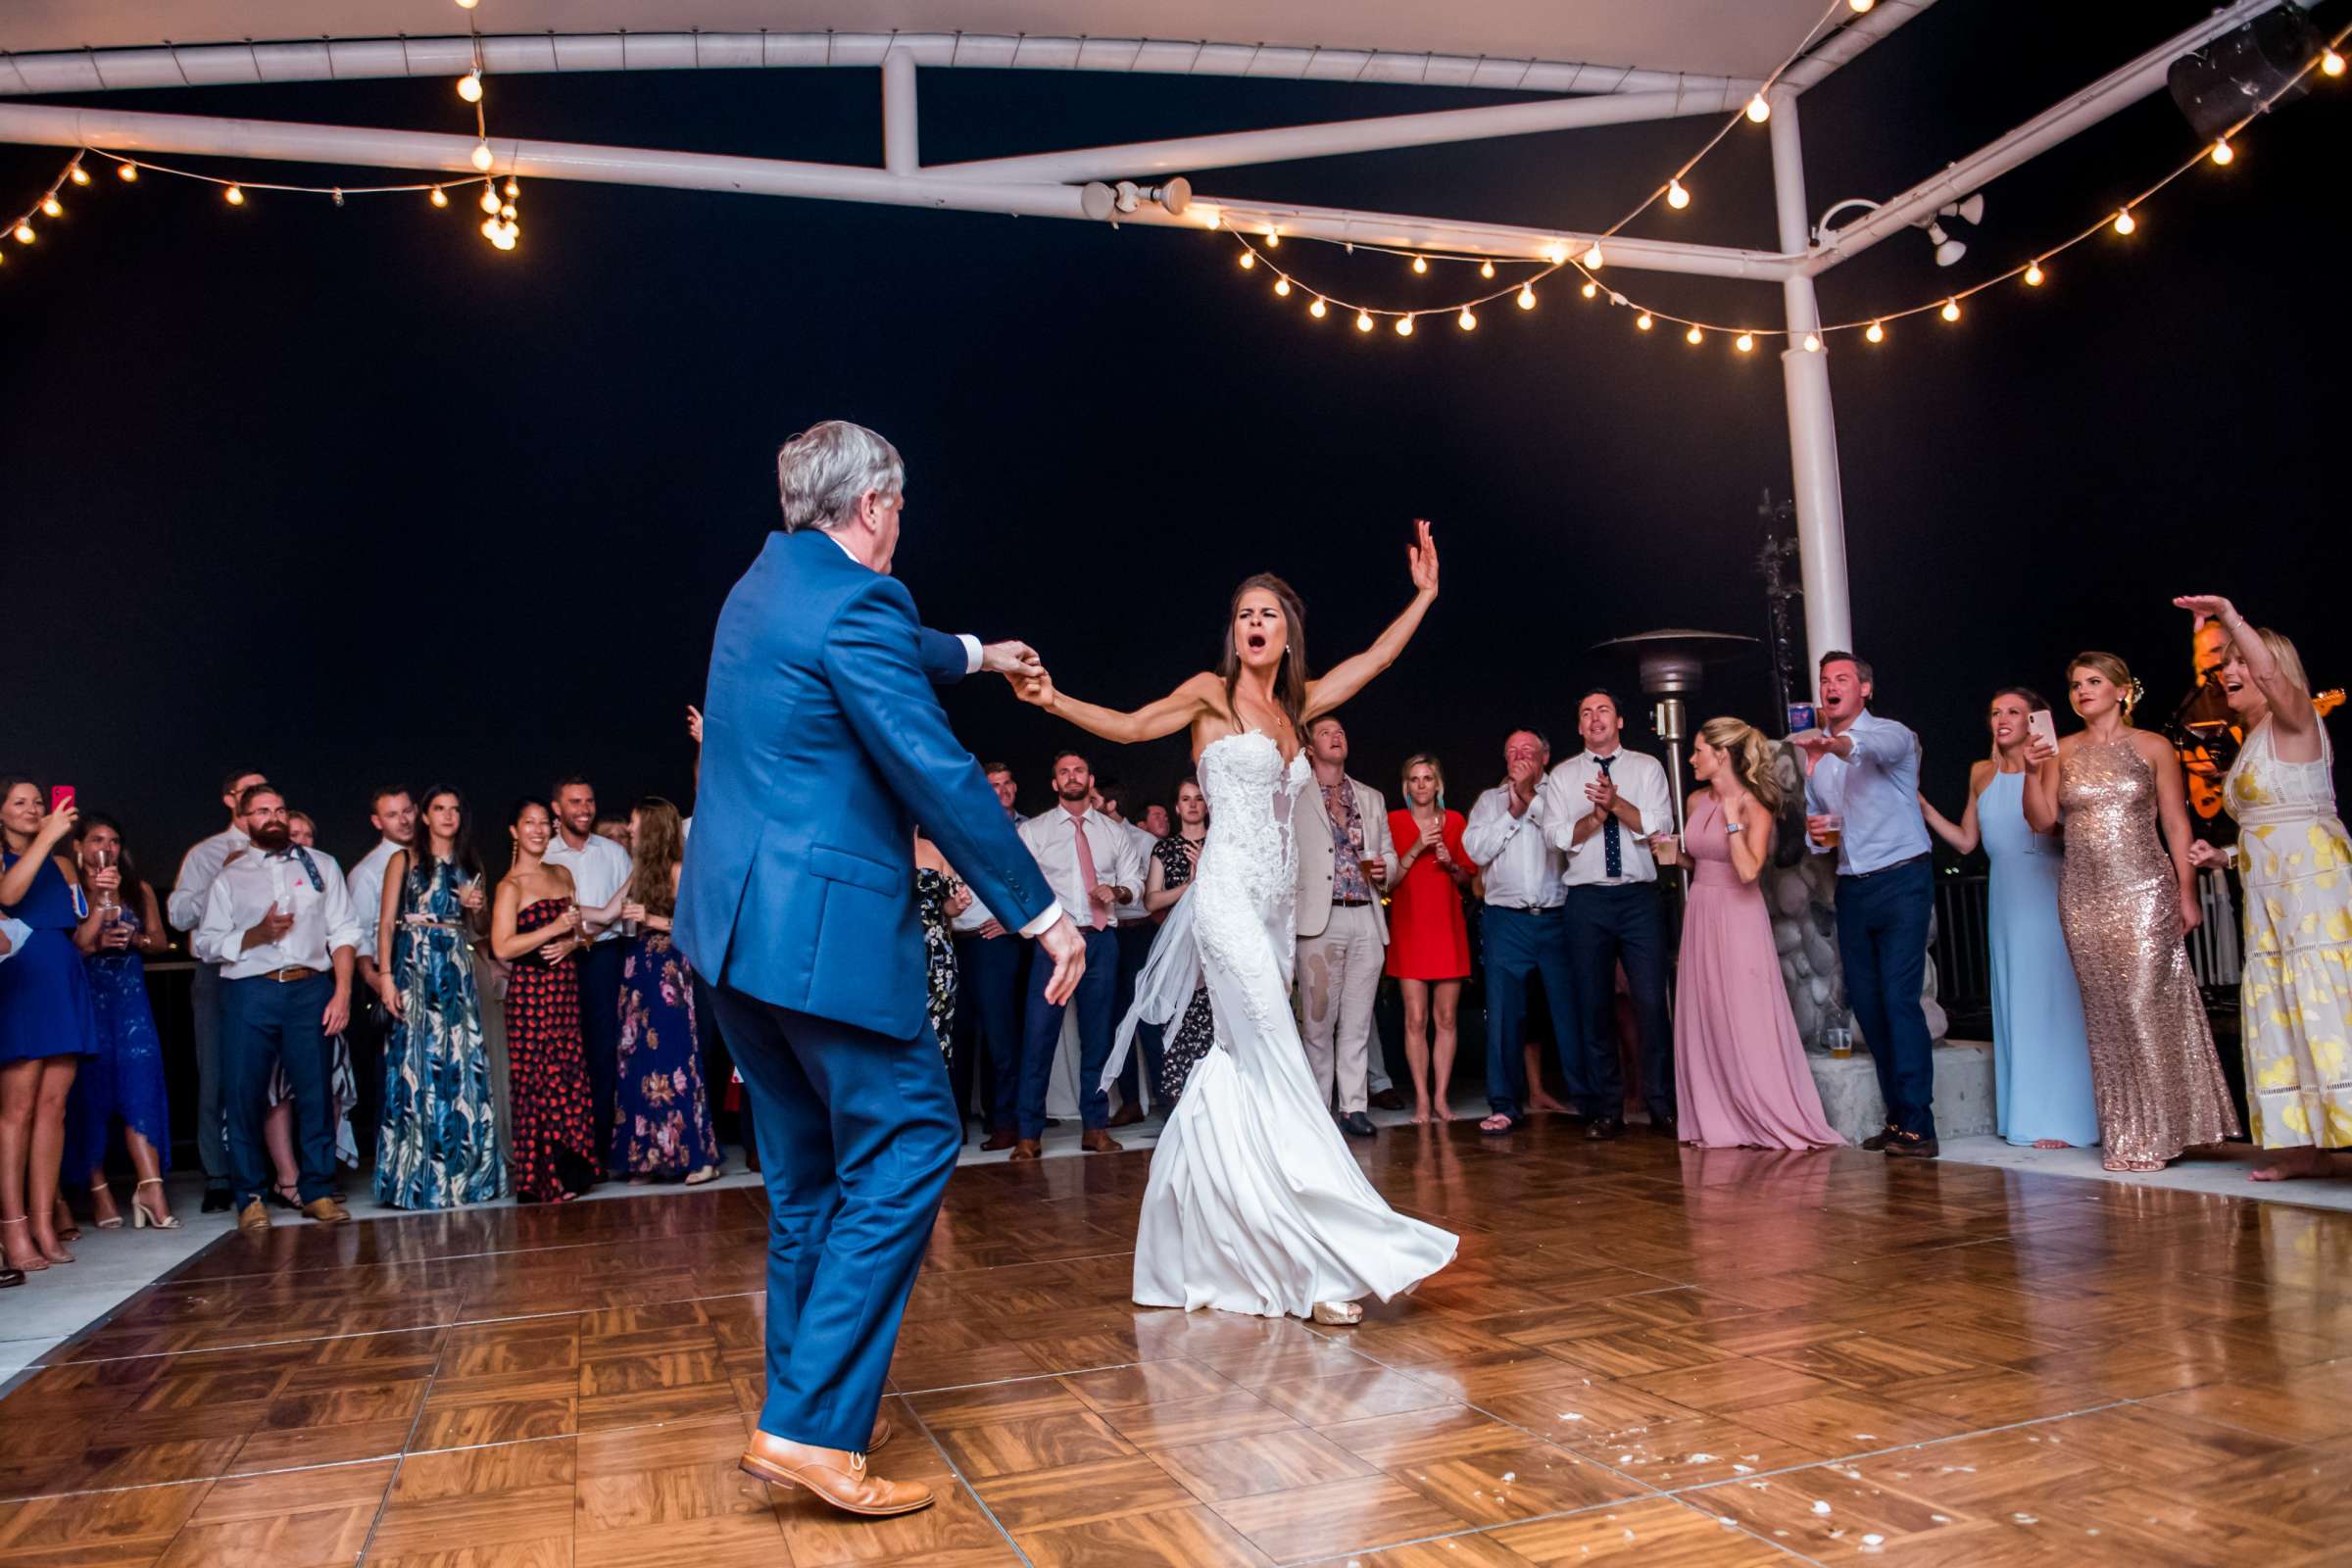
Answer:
[{"left": 1922, "top": 688, "right": 2101, "bottom": 1148}]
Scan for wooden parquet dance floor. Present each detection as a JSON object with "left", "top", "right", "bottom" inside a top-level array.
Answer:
[{"left": 4, "top": 1125, "right": 2351, "bottom": 1568}]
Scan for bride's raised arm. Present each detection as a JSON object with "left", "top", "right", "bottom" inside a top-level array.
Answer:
[
  {"left": 1019, "top": 668, "right": 1225, "bottom": 746},
  {"left": 1303, "top": 518, "right": 1440, "bottom": 723}
]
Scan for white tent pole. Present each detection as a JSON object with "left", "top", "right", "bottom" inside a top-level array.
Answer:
[
  {"left": 932, "top": 88, "right": 1750, "bottom": 184},
  {"left": 1805, "top": 0, "right": 2280, "bottom": 275},
  {"left": 882, "top": 51, "right": 919, "bottom": 176},
  {"left": 1768, "top": 90, "right": 1854, "bottom": 677},
  {"left": 0, "top": 101, "right": 1798, "bottom": 281}
]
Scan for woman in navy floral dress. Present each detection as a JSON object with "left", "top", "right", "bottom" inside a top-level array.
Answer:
[
  {"left": 600, "top": 799, "right": 721, "bottom": 1182},
  {"left": 492, "top": 799, "right": 600, "bottom": 1202}
]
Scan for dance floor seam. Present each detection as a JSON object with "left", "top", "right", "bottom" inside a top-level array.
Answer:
[{"left": 4, "top": 1128, "right": 2347, "bottom": 1567}]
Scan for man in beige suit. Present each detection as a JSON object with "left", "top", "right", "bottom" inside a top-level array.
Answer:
[{"left": 1295, "top": 715, "right": 1401, "bottom": 1137}]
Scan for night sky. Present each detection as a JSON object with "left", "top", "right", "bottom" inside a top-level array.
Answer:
[{"left": 3, "top": 0, "right": 2343, "bottom": 884}]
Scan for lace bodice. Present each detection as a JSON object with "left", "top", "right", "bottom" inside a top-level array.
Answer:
[
  {"left": 1194, "top": 730, "right": 1312, "bottom": 925},
  {"left": 2227, "top": 719, "right": 2338, "bottom": 828}
]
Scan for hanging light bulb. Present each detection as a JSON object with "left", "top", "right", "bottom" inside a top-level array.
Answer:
[
  {"left": 1666, "top": 178, "right": 1690, "bottom": 210},
  {"left": 38, "top": 195, "right": 61, "bottom": 218},
  {"left": 2324, "top": 48, "right": 2346, "bottom": 77},
  {"left": 1264, "top": 230, "right": 1280, "bottom": 248},
  {"left": 69, "top": 164, "right": 90, "bottom": 186},
  {"left": 1802, "top": 333, "right": 1823, "bottom": 353},
  {"left": 1479, "top": 259, "right": 1495, "bottom": 279},
  {"left": 1866, "top": 319, "right": 1885, "bottom": 343},
  {"left": 503, "top": 177, "right": 520, "bottom": 199},
  {"left": 2209, "top": 138, "right": 2233, "bottom": 166},
  {"left": 1735, "top": 331, "right": 1755, "bottom": 353},
  {"left": 1457, "top": 308, "right": 1477, "bottom": 331},
  {"left": 1203, "top": 211, "right": 1222, "bottom": 229},
  {"left": 500, "top": 202, "right": 516, "bottom": 220},
  {"left": 1356, "top": 310, "right": 1375, "bottom": 332},
  {"left": 224, "top": 184, "right": 245, "bottom": 206},
  {"left": 1517, "top": 283, "right": 1537, "bottom": 311},
  {"left": 470, "top": 141, "right": 495, "bottom": 172},
  {"left": 2024, "top": 260, "right": 2045, "bottom": 286},
  {"left": 12, "top": 222, "right": 32, "bottom": 244},
  {"left": 429, "top": 185, "right": 450, "bottom": 208},
  {"left": 1746, "top": 93, "right": 1772, "bottom": 123},
  {"left": 1309, "top": 297, "right": 1327, "bottom": 318},
  {"left": 1581, "top": 280, "right": 1598, "bottom": 300},
  {"left": 1582, "top": 241, "right": 1605, "bottom": 270},
  {"left": 456, "top": 0, "right": 480, "bottom": 8},
  {"left": 117, "top": 162, "right": 139, "bottom": 181},
  {"left": 1544, "top": 243, "right": 1568, "bottom": 266},
  {"left": 480, "top": 187, "right": 503, "bottom": 214},
  {"left": 1940, "top": 298, "right": 1962, "bottom": 322},
  {"left": 457, "top": 70, "right": 484, "bottom": 103},
  {"left": 1636, "top": 312, "right": 1653, "bottom": 331},
  {"left": 481, "top": 217, "right": 500, "bottom": 240},
  {"left": 1686, "top": 324, "right": 1705, "bottom": 345},
  {"left": 1273, "top": 277, "right": 1291, "bottom": 297},
  {"left": 1238, "top": 250, "right": 1256, "bottom": 270},
  {"left": 1850, "top": 0, "right": 1875, "bottom": 11},
  {"left": 1395, "top": 315, "right": 1415, "bottom": 336},
  {"left": 2113, "top": 208, "right": 2135, "bottom": 235}
]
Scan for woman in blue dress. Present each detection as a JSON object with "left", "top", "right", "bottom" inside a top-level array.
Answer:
[
  {"left": 1, "top": 778, "right": 104, "bottom": 1273},
  {"left": 68, "top": 815, "right": 178, "bottom": 1230},
  {"left": 371, "top": 786, "right": 505, "bottom": 1209},
  {"left": 1921, "top": 689, "right": 2102, "bottom": 1148},
  {"left": 595, "top": 798, "right": 721, "bottom": 1183}
]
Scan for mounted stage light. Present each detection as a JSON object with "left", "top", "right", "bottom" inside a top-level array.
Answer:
[
  {"left": 1938, "top": 193, "right": 1986, "bottom": 227},
  {"left": 2168, "top": 5, "right": 2325, "bottom": 142},
  {"left": 1926, "top": 221, "right": 1966, "bottom": 268}
]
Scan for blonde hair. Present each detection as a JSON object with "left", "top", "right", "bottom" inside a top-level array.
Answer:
[
  {"left": 2244, "top": 625, "right": 2312, "bottom": 700},
  {"left": 2066, "top": 650, "right": 2144, "bottom": 718},
  {"left": 1399, "top": 753, "right": 1446, "bottom": 810},
  {"left": 1697, "top": 716, "right": 1782, "bottom": 812}
]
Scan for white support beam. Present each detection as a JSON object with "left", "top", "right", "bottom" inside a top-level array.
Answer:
[
  {"left": 934, "top": 87, "right": 1750, "bottom": 185},
  {"left": 0, "top": 32, "right": 1757, "bottom": 101},
  {"left": 1767, "top": 91, "right": 1853, "bottom": 674},
  {"left": 1805, "top": 0, "right": 2280, "bottom": 274},
  {"left": 1778, "top": 0, "right": 1942, "bottom": 93},
  {"left": 0, "top": 101, "right": 1115, "bottom": 221},
  {"left": 0, "top": 101, "right": 1798, "bottom": 283},
  {"left": 881, "top": 51, "right": 919, "bottom": 176}
]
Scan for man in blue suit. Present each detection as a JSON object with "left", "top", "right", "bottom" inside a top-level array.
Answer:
[{"left": 678, "top": 420, "right": 1086, "bottom": 1517}]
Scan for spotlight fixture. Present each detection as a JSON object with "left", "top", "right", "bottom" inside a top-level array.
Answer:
[
  {"left": 1926, "top": 221, "right": 1967, "bottom": 268},
  {"left": 2168, "top": 7, "right": 2326, "bottom": 141}
]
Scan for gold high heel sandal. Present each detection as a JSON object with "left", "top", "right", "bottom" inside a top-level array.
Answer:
[
  {"left": 131, "top": 1178, "right": 180, "bottom": 1230},
  {"left": 92, "top": 1182, "right": 125, "bottom": 1230}
]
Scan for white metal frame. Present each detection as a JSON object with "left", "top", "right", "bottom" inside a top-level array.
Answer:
[{"left": 0, "top": 0, "right": 2289, "bottom": 663}]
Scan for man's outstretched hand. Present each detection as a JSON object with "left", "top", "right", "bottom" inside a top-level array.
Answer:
[
  {"left": 1035, "top": 911, "right": 1088, "bottom": 1005},
  {"left": 980, "top": 640, "right": 1046, "bottom": 680}
]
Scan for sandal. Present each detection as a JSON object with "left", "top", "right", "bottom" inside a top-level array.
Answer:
[
  {"left": 90, "top": 1182, "right": 125, "bottom": 1230},
  {"left": 53, "top": 1198, "right": 81, "bottom": 1244},
  {"left": 0, "top": 1216, "right": 48, "bottom": 1274},
  {"left": 683, "top": 1165, "right": 719, "bottom": 1186},
  {"left": 132, "top": 1178, "right": 180, "bottom": 1230}
]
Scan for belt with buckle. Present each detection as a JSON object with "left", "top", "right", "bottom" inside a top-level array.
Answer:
[
  {"left": 1842, "top": 851, "right": 1931, "bottom": 881},
  {"left": 257, "top": 965, "right": 324, "bottom": 983},
  {"left": 1333, "top": 897, "right": 1374, "bottom": 907}
]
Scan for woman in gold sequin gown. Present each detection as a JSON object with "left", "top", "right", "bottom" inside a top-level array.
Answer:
[
  {"left": 2024, "top": 652, "right": 2238, "bottom": 1172},
  {"left": 2177, "top": 598, "right": 2352, "bottom": 1182}
]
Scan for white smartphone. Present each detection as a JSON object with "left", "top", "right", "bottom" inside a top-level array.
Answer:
[{"left": 2027, "top": 710, "right": 2059, "bottom": 753}]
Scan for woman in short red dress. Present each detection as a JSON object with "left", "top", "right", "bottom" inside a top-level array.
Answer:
[{"left": 1386, "top": 755, "right": 1477, "bottom": 1123}]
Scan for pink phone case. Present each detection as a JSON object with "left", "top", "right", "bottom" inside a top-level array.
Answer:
[{"left": 2027, "top": 710, "right": 2059, "bottom": 751}]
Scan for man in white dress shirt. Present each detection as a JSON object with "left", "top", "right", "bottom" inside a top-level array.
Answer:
[
  {"left": 1294, "top": 716, "right": 1400, "bottom": 1137},
  {"left": 986, "top": 761, "right": 1029, "bottom": 828},
  {"left": 546, "top": 775, "right": 634, "bottom": 1172},
  {"left": 343, "top": 785, "right": 416, "bottom": 1170},
  {"left": 1542, "top": 690, "right": 1677, "bottom": 1140},
  {"left": 1464, "top": 729, "right": 1587, "bottom": 1135},
  {"left": 1097, "top": 778, "right": 1168, "bottom": 1127},
  {"left": 1012, "top": 751, "right": 1144, "bottom": 1159},
  {"left": 167, "top": 765, "right": 270, "bottom": 1212},
  {"left": 192, "top": 785, "right": 361, "bottom": 1230}
]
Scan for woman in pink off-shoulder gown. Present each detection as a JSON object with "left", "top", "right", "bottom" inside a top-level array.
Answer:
[{"left": 1666, "top": 718, "right": 1842, "bottom": 1152}]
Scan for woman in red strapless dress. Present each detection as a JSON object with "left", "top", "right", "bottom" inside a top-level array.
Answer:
[{"left": 1385, "top": 756, "right": 1477, "bottom": 1122}]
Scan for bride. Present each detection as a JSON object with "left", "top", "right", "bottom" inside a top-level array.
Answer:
[{"left": 1015, "top": 521, "right": 1458, "bottom": 1323}]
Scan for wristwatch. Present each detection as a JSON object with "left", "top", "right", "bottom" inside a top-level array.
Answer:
[{"left": 1723, "top": 822, "right": 1746, "bottom": 835}]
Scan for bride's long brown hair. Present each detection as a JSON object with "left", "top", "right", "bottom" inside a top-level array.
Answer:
[{"left": 1216, "top": 573, "right": 1308, "bottom": 736}]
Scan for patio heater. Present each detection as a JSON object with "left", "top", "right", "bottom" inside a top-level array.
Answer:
[{"left": 1592, "top": 629, "right": 1758, "bottom": 842}]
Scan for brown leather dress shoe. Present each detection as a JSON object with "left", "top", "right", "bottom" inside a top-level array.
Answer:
[
  {"left": 302, "top": 1198, "right": 351, "bottom": 1224},
  {"left": 1008, "top": 1139, "right": 1043, "bottom": 1161},
  {"left": 238, "top": 1200, "right": 271, "bottom": 1232},
  {"left": 980, "top": 1127, "right": 1019, "bottom": 1152},
  {"left": 1080, "top": 1128, "right": 1123, "bottom": 1154},
  {"left": 739, "top": 1432, "right": 932, "bottom": 1516},
  {"left": 1106, "top": 1103, "right": 1144, "bottom": 1129},
  {"left": 868, "top": 1407, "right": 895, "bottom": 1452}
]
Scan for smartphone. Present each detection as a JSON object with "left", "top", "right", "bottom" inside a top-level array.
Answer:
[
  {"left": 49, "top": 784, "right": 75, "bottom": 815},
  {"left": 2027, "top": 710, "right": 2059, "bottom": 754}
]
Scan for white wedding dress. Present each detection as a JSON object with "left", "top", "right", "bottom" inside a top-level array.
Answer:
[{"left": 1108, "top": 730, "right": 1458, "bottom": 1317}]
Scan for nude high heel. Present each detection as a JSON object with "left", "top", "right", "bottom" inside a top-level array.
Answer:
[
  {"left": 92, "top": 1182, "right": 125, "bottom": 1230},
  {"left": 0, "top": 1216, "right": 50, "bottom": 1272},
  {"left": 1310, "top": 1300, "right": 1364, "bottom": 1326},
  {"left": 132, "top": 1178, "right": 180, "bottom": 1230}
]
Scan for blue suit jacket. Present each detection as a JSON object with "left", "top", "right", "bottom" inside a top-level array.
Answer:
[{"left": 678, "top": 529, "right": 1056, "bottom": 1040}]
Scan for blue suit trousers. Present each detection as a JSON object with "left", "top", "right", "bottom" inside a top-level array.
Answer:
[
  {"left": 1018, "top": 925, "right": 1118, "bottom": 1138},
  {"left": 1837, "top": 858, "right": 1938, "bottom": 1138}
]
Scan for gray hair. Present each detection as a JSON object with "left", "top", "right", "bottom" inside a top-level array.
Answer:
[{"left": 775, "top": 419, "right": 905, "bottom": 533}]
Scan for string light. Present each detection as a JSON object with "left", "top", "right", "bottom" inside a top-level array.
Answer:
[
  {"left": 1273, "top": 276, "right": 1291, "bottom": 296},
  {"left": 38, "top": 195, "right": 61, "bottom": 218},
  {"left": 1850, "top": 0, "right": 1875, "bottom": 11},
  {"left": 1544, "top": 243, "right": 1568, "bottom": 266},
  {"left": 223, "top": 184, "right": 245, "bottom": 206},
  {"left": 1356, "top": 310, "right": 1374, "bottom": 332},
  {"left": 68, "top": 165, "right": 90, "bottom": 186},
  {"left": 1457, "top": 307, "right": 1477, "bottom": 330},
  {"left": 1396, "top": 314, "right": 1414, "bottom": 336},
  {"left": 2209, "top": 138, "right": 2234, "bottom": 166},
  {"left": 1264, "top": 230, "right": 1280, "bottom": 248},
  {"left": 1637, "top": 312, "right": 1653, "bottom": 330},
  {"left": 1686, "top": 323, "right": 1704, "bottom": 345},
  {"left": 1411, "top": 255, "right": 1428, "bottom": 273},
  {"left": 1866, "top": 319, "right": 1886, "bottom": 343},
  {"left": 1666, "top": 178, "right": 1690, "bottom": 210},
  {"left": 499, "top": 203, "right": 516, "bottom": 220},
  {"left": 1581, "top": 280, "right": 1598, "bottom": 299},
  {"left": 117, "top": 163, "right": 139, "bottom": 181},
  {"left": 1745, "top": 93, "right": 1772, "bottom": 124},
  {"left": 457, "top": 71, "right": 484, "bottom": 104},
  {"left": 504, "top": 177, "right": 520, "bottom": 199},
  {"left": 2324, "top": 48, "right": 2345, "bottom": 76},
  {"left": 1735, "top": 331, "right": 1755, "bottom": 353},
  {"left": 1582, "top": 241, "right": 1605, "bottom": 270},
  {"left": 2024, "top": 260, "right": 2045, "bottom": 286},
  {"left": 456, "top": 0, "right": 479, "bottom": 8},
  {"left": 480, "top": 187, "right": 503, "bottom": 214},
  {"left": 1203, "top": 211, "right": 1221, "bottom": 229},
  {"left": 1940, "top": 298, "right": 1962, "bottom": 322},
  {"left": 11, "top": 222, "right": 31, "bottom": 244},
  {"left": 2113, "top": 208, "right": 2136, "bottom": 235},
  {"left": 1238, "top": 250, "right": 1255, "bottom": 270},
  {"left": 1517, "top": 283, "right": 1536, "bottom": 310},
  {"left": 470, "top": 141, "right": 494, "bottom": 172},
  {"left": 1802, "top": 333, "right": 1823, "bottom": 353},
  {"left": 429, "top": 185, "right": 450, "bottom": 208},
  {"left": 1479, "top": 259, "right": 1495, "bottom": 279},
  {"left": 1309, "top": 297, "right": 1327, "bottom": 318}
]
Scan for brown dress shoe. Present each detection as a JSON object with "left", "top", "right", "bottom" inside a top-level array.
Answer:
[
  {"left": 1008, "top": 1140, "right": 1043, "bottom": 1161},
  {"left": 868, "top": 1407, "right": 895, "bottom": 1452},
  {"left": 302, "top": 1198, "right": 351, "bottom": 1224},
  {"left": 739, "top": 1432, "right": 933, "bottom": 1516},
  {"left": 238, "top": 1200, "right": 271, "bottom": 1232},
  {"left": 980, "top": 1127, "right": 1019, "bottom": 1152},
  {"left": 1080, "top": 1128, "right": 1123, "bottom": 1154},
  {"left": 1106, "top": 1103, "right": 1145, "bottom": 1129}
]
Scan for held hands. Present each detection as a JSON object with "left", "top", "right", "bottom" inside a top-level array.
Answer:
[
  {"left": 2187, "top": 840, "right": 2228, "bottom": 871},
  {"left": 980, "top": 641, "right": 1047, "bottom": 681},
  {"left": 1407, "top": 518, "right": 1440, "bottom": 597},
  {"left": 1036, "top": 912, "right": 1088, "bottom": 1005},
  {"left": 1011, "top": 669, "right": 1057, "bottom": 710}
]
